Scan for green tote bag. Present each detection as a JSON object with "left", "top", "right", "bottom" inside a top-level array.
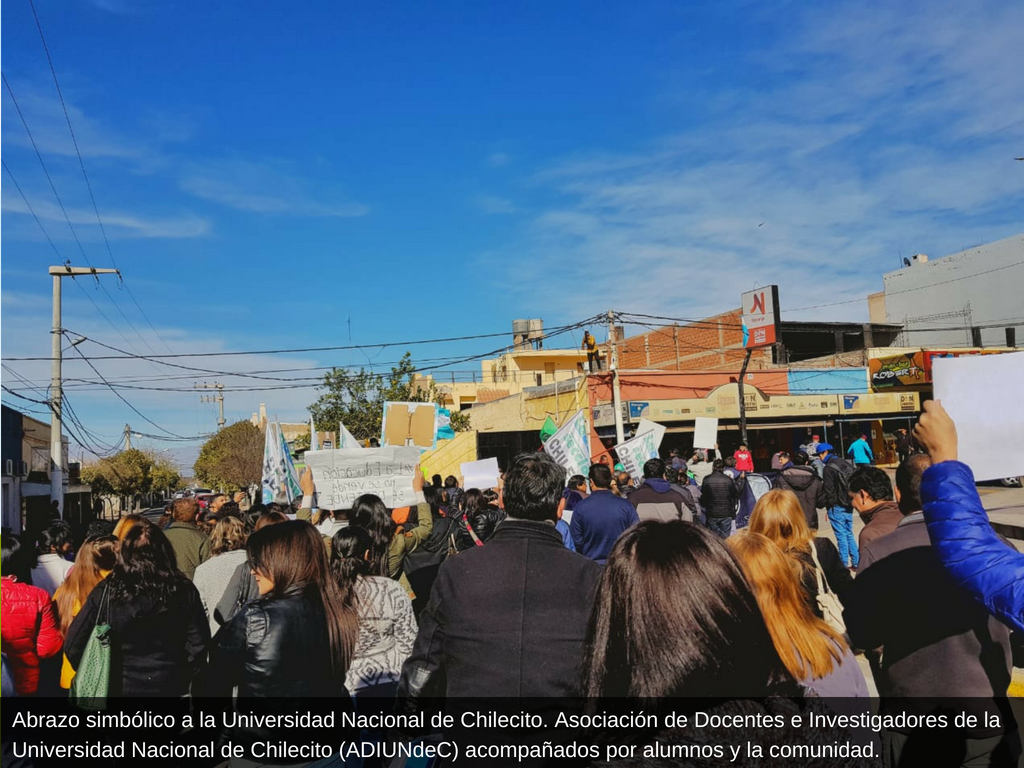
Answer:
[{"left": 68, "top": 585, "right": 113, "bottom": 711}]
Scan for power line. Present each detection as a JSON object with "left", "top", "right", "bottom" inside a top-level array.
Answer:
[
  {"left": 62, "top": 331, "right": 198, "bottom": 440},
  {"left": 26, "top": 0, "right": 174, "bottom": 355},
  {"left": 7, "top": 316, "right": 607, "bottom": 362}
]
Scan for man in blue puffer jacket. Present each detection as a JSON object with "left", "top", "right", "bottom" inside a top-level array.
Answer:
[{"left": 916, "top": 400, "right": 1024, "bottom": 634}]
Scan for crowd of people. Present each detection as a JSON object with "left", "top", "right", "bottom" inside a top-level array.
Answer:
[{"left": 0, "top": 402, "right": 1021, "bottom": 767}]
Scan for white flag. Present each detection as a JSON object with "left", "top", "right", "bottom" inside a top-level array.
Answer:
[
  {"left": 309, "top": 416, "right": 320, "bottom": 451},
  {"left": 339, "top": 421, "right": 363, "bottom": 449}
]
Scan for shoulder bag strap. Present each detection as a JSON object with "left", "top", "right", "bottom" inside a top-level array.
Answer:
[{"left": 807, "top": 541, "right": 833, "bottom": 596}]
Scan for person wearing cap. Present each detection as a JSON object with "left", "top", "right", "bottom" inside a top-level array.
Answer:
[{"left": 819, "top": 443, "right": 858, "bottom": 569}]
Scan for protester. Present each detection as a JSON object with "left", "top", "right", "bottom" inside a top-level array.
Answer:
[
  {"left": 629, "top": 458, "right": 693, "bottom": 522},
  {"left": 747, "top": 489, "right": 852, "bottom": 621},
  {"left": 399, "top": 452, "right": 602, "bottom": 698},
  {"left": 669, "top": 448, "right": 686, "bottom": 471},
  {"left": 569, "top": 463, "right": 640, "bottom": 564},
  {"left": 895, "top": 428, "right": 912, "bottom": 464},
  {"left": 1, "top": 535, "right": 62, "bottom": 695},
  {"left": 733, "top": 443, "right": 754, "bottom": 472},
  {"left": 330, "top": 526, "right": 417, "bottom": 696},
  {"left": 350, "top": 493, "right": 433, "bottom": 594},
  {"left": 612, "top": 470, "right": 633, "bottom": 498},
  {"left": 203, "top": 521, "right": 358, "bottom": 753},
  {"left": 314, "top": 507, "right": 350, "bottom": 539},
  {"left": 163, "top": 498, "right": 212, "bottom": 579},
  {"left": 700, "top": 459, "right": 745, "bottom": 539},
  {"left": 66, "top": 519, "right": 209, "bottom": 697},
  {"left": 775, "top": 450, "right": 824, "bottom": 530},
  {"left": 29, "top": 523, "right": 74, "bottom": 596},
  {"left": 844, "top": 453, "right": 1019, "bottom": 767},
  {"left": 771, "top": 450, "right": 791, "bottom": 471},
  {"left": 559, "top": 474, "right": 588, "bottom": 526},
  {"left": 209, "top": 494, "right": 229, "bottom": 515},
  {"left": 214, "top": 511, "right": 289, "bottom": 627},
  {"left": 192, "top": 516, "right": 249, "bottom": 635},
  {"left": 664, "top": 466, "right": 700, "bottom": 520},
  {"left": 688, "top": 448, "right": 715, "bottom": 484},
  {"left": 915, "top": 400, "right": 1024, "bottom": 634},
  {"left": 112, "top": 513, "right": 145, "bottom": 541},
  {"left": 728, "top": 531, "right": 867, "bottom": 698},
  {"left": 402, "top": 485, "right": 463, "bottom": 617},
  {"left": 53, "top": 534, "right": 118, "bottom": 689},
  {"left": 456, "top": 489, "right": 506, "bottom": 550},
  {"left": 847, "top": 466, "right": 901, "bottom": 553},
  {"left": 819, "top": 442, "right": 859, "bottom": 569},
  {"left": 444, "top": 475, "right": 464, "bottom": 514},
  {"left": 847, "top": 433, "right": 875, "bottom": 466}
]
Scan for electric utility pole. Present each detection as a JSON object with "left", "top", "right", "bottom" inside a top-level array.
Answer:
[
  {"left": 49, "top": 265, "right": 119, "bottom": 517},
  {"left": 196, "top": 382, "right": 226, "bottom": 428},
  {"left": 608, "top": 310, "right": 625, "bottom": 445},
  {"left": 124, "top": 424, "right": 132, "bottom": 450}
]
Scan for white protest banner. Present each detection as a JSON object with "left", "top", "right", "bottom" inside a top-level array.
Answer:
[
  {"left": 637, "top": 417, "right": 666, "bottom": 449},
  {"left": 461, "top": 457, "right": 500, "bottom": 490},
  {"left": 304, "top": 446, "right": 421, "bottom": 509},
  {"left": 932, "top": 352, "right": 1024, "bottom": 482},
  {"left": 693, "top": 416, "right": 719, "bottom": 450},
  {"left": 615, "top": 429, "right": 661, "bottom": 484},
  {"left": 544, "top": 410, "right": 591, "bottom": 479}
]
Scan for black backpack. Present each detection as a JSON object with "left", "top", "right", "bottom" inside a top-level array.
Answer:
[{"left": 830, "top": 457, "right": 855, "bottom": 501}]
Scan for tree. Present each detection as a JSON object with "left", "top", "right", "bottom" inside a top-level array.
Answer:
[
  {"left": 308, "top": 352, "right": 430, "bottom": 440},
  {"left": 194, "top": 420, "right": 264, "bottom": 490},
  {"left": 449, "top": 410, "right": 472, "bottom": 433},
  {"left": 81, "top": 449, "right": 182, "bottom": 509}
]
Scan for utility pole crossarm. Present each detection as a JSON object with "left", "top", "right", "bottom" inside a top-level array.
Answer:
[{"left": 48, "top": 266, "right": 119, "bottom": 276}]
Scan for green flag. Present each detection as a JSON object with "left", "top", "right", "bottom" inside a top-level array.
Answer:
[{"left": 539, "top": 416, "right": 558, "bottom": 443}]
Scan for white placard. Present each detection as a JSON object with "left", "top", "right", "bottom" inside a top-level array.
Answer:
[
  {"left": 544, "top": 410, "right": 591, "bottom": 479},
  {"left": 461, "top": 457, "right": 500, "bottom": 490},
  {"left": 304, "top": 446, "right": 421, "bottom": 509},
  {"left": 932, "top": 352, "right": 1024, "bottom": 482},
  {"left": 693, "top": 416, "right": 719, "bottom": 450},
  {"left": 636, "top": 418, "right": 666, "bottom": 449},
  {"left": 615, "top": 429, "right": 661, "bottom": 484}
]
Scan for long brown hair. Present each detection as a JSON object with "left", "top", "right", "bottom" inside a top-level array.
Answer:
[
  {"left": 246, "top": 521, "right": 358, "bottom": 677},
  {"left": 54, "top": 535, "right": 118, "bottom": 634},
  {"left": 210, "top": 516, "right": 247, "bottom": 555},
  {"left": 728, "top": 531, "right": 844, "bottom": 681},
  {"left": 747, "top": 489, "right": 814, "bottom": 556},
  {"left": 581, "top": 521, "right": 796, "bottom": 699}
]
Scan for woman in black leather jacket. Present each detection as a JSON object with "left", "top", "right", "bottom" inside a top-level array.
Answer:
[
  {"left": 456, "top": 489, "right": 506, "bottom": 550},
  {"left": 203, "top": 521, "right": 359, "bottom": 752}
]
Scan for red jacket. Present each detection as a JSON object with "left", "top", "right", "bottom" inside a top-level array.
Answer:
[{"left": 1, "top": 577, "right": 62, "bottom": 694}]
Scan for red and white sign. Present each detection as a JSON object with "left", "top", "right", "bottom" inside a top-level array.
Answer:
[{"left": 741, "top": 286, "right": 780, "bottom": 349}]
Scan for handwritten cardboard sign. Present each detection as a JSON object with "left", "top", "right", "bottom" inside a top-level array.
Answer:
[{"left": 304, "top": 446, "right": 420, "bottom": 509}]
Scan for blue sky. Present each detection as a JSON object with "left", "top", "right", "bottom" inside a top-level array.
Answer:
[{"left": 2, "top": 0, "right": 1023, "bottom": 468}]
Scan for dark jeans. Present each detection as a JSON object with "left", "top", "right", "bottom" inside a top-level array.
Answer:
[
  {"left": 706, "top": 516, "right": 732, "bottom": 539},
  {"left": 587, "top": 352, "right": 601, "bottom": 371}
]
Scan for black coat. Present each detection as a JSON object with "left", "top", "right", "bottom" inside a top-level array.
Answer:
[
  {"left": 398, "top": 520, "right": 602, "bottom": 699},
  {"left": 700, "top": 471, "right": 745, "bottom": 519},
  {"left": 204, "top": 587, "right": 343, "bottom": 699},
  {"left": 821, "top": 456, "right": 854, "bottom": 509},
  {"left": 65, "top": 577, "right": 209, "bottom": 698},
  {"left": 775, "top": 465, "right": 825, "bottom": 529}
]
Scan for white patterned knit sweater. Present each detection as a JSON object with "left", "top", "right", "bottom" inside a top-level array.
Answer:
[{"left": 345, "top": 576, "right": 418, "bottom": 694}]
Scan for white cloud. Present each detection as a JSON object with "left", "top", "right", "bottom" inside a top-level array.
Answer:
[
  {"left": 487, "top": 152, "right": 511, "bottom": 167},
  {"left": 1, "top": 194, "right": 211, "bottom": 239},
  {"left": 179, "top": 158, "right": 369, "bottom": 217},
  {"left": 495, "top": 0, "right": 1024, "bottom": 323}
]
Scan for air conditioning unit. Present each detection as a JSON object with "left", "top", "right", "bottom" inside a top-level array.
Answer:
[{"left": 4, "top": 459, "right": 12, "bottom": 476}]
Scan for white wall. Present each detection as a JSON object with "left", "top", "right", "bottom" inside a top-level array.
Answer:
[{"left": 883, "top": 234, "right": 1024, "bottom": 348}]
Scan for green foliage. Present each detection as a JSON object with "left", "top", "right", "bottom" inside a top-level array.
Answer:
[
  {"left": 292, "top": 431, "right": 311, "bottom": 452},
  {"left": 308, "top": 352, "right": 430, "bottom": 441},
  {"left": 194, "top": 420, "right": 264, "bottom": 490},
  {"left": 81, "top": 449, "right": 181, "bottom": 500},
  {"left": 449, "top": 409, "right": 472, "bottom": 433}
]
